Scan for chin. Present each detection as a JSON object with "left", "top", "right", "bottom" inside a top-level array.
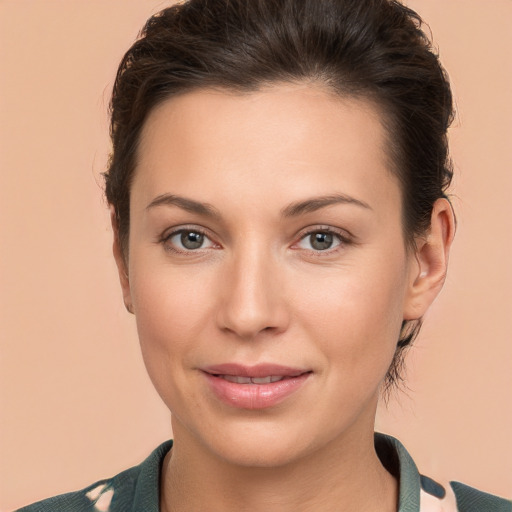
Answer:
[
  {"left": 214, "top": 434, "right": 312, "bottom": 469},
  {"left": 189, "top": 411, "right": 354, "bottom": 470},
  {"left": 174, "top": 411, "right": 314, "bottom": 469}
]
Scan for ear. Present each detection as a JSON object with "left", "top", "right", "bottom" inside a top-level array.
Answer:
[
  {"left": 110, "top": 206, "right": 134, "bottom": 315},
  {"left": 403, "top": 198, "right": 455, "bottom": 320}
]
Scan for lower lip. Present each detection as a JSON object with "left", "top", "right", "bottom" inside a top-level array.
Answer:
[{"left": 203, "top": 372, "right": 311, "bottom": 410}]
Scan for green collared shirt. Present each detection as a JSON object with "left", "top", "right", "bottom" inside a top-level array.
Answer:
[{"left": 17, "top": 434, "right": 511, "bottom": 511}]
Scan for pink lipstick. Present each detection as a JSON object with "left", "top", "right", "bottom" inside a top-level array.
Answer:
[{"left": 201, "top": 363, "right": 311, "bottom": 409}]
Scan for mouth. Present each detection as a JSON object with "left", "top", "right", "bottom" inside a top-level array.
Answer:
[
  {"left": 212, "top": 375, "right": 294, "bottom": 384},
  {"left": 201, "top": 364, "right": 312, "bottom": 409},
  {"left": 202, "top": 362, "right": 309, "bottom": 378}
]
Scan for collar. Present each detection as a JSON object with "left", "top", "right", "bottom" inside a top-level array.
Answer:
[{"left": 124, "top": 434, "right": 451, "bottom": 512}]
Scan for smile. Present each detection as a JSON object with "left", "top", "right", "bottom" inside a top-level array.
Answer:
[
  {"left": 201, "top": 364, "right": 312, "bottom": 409},
  {"left": 216, "top": 375, "right": 288, "bottom": 384}
]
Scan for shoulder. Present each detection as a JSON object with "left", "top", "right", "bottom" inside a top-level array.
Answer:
[
  {"left": 419, "top": 475, "right": 511, "bottom": 512},
  {"left": 375, "top": 433, "right": 511, "bottom": 512},
  {"left": 449, "top": 481, "right": 512, "bottom": 512},
  {"left": 15, "top": 441, "right": 173, "bottom": 512},
  {"left": 15, "top": 479, "right": 119, "bottom": 512}
]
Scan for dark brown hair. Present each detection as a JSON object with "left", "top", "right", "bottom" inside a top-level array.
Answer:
[{"left": 104, "top": 0, "right": 454, "bottom": 391}]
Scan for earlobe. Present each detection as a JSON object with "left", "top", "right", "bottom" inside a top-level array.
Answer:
[
  {"left": 110, "top": 206, "right": 134, "bottom": 315},
  {"left": 403, "top": 198, "right": 455, "bottom": 320}
]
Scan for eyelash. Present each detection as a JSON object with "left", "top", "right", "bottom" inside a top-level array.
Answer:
[
  {"left": 292, "top": 226, "right": 352, "bottom": 255},
  {"left": 159, "top": 225, "right": 352, "bottom": 255},
  {"left": 160, "top": 225, "right": 218, "bottom": 255}
]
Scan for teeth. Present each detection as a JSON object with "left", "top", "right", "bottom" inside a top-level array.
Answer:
[
  {"left": 252, "top": 375, "right": 284, "bottom": 384},
  {"left": 223, "top": 375, "right": 252, "bottom": 384},
  {"left": 220, "top": 375, "right": 285, "bottom": 384},
  {"left": 251, "top": 376, "right": 273, "bottom": 384}
]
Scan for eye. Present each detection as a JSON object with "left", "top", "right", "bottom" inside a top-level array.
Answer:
[
  {"left": 165, "top": 229, "right": 216, "bottom": 252},
  {"left": 296, "top": 230, "right": 344, "bottom": 251}
]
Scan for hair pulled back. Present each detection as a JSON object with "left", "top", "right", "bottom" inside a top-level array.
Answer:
[{"left": 105, "top": 0, "right": 454, "bottom": 391}]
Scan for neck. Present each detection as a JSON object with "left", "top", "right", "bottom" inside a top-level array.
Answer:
[{"left": 160, "top": 423, "right": 397, "bottom": 512}]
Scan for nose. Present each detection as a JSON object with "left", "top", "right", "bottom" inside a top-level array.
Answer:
[{"left": 216, "top": 245, "right": 289, "bottom": 340}]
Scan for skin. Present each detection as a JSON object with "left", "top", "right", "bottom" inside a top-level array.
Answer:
[{"left": 112, "top": 83, "right": 454, "bottom": 511}]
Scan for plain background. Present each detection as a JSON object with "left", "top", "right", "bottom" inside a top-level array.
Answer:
[{"left": 1, "top": 0, "right": 511, "bottom": 509}]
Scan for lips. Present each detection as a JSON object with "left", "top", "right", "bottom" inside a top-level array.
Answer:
[
  {"left": 220, "top": 375, "right": 285, "bottom": 384},
  {"left": 201, "top": 363, "right": 311, "bottom": 409}
]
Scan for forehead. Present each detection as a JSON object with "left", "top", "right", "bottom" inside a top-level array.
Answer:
[{"left": 133, "top": 83, "right": 400, "bottom": 215}]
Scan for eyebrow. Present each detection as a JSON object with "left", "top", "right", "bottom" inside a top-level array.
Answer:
[
  {"left": 281, "top": 194, "right": 372, "bottom": 217},
  {"left": 146, "top": 194, "right": 221, "bottom": 219},
  {"left": 146, "top": 192, "right": 371, "bottom": 219}
]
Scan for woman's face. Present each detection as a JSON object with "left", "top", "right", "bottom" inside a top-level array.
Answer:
[{"left": 119, "top": 84, "right": 422, "bottom": 467}]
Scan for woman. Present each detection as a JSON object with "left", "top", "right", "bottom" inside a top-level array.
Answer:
[{"left": 16, "top": 0, "right": 511, "bottom": 511}]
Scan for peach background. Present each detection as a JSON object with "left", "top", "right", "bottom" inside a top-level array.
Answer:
[{"left": 0, "top": 0, "right": 511, "bottom": 509}]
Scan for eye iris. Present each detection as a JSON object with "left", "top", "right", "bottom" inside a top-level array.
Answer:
[
  {"left": 311, "top": 232, "right": 333, "bottom": 250},
  {"left": 181, "top": 231, "right": 204, "bottom": 249}
]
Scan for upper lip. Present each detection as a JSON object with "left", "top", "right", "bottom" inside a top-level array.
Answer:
[{"left": 201, "top": 363, "right": 309, "bottom": 378}]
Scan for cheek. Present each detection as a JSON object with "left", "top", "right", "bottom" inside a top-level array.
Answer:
[
  {"left": 292, "top": 257, "right": 407, "bottom": 382},
  {"left": 134, "top": 279, "right": 202, "bottom": 347},
  {"left": 130, "top": 253, "right": 217, "bottom": 340},
  {"left": 128, "top": 263, "right": 217, "bottom": 398}
]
